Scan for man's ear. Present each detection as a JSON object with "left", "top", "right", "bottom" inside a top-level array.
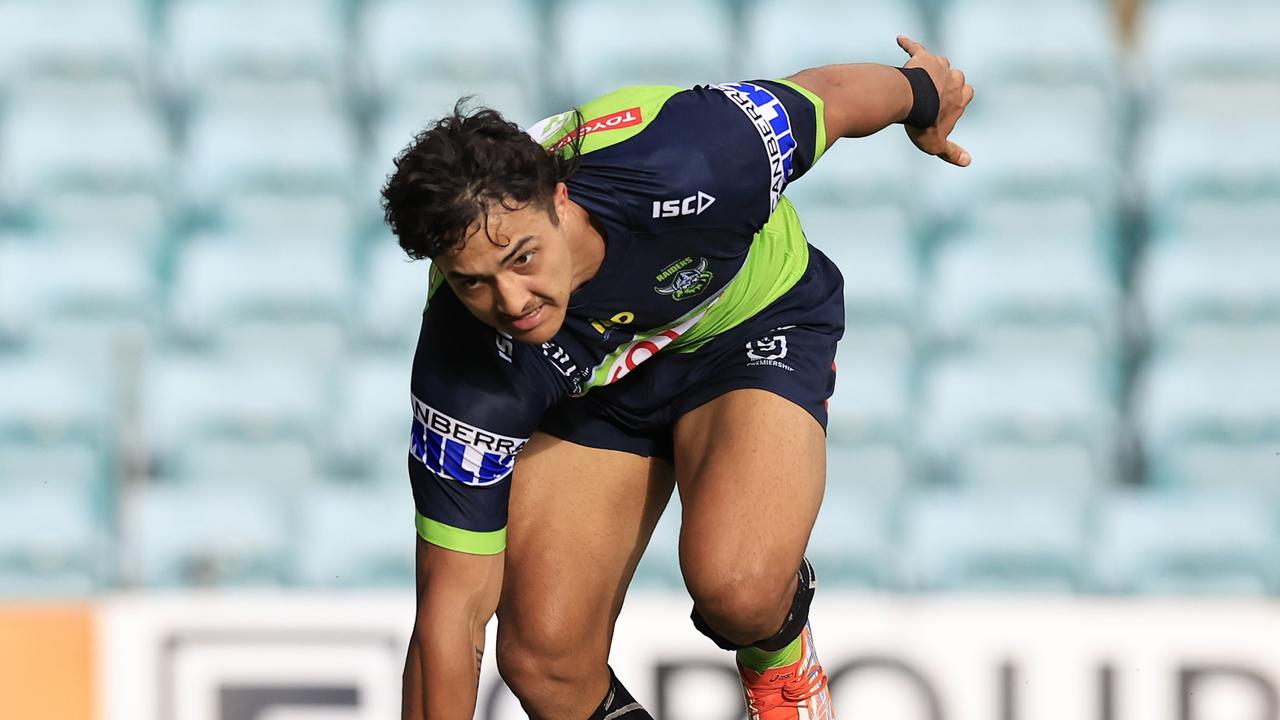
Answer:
[{"left": 551, "top": 182, "right": 570, "bottom": 224}]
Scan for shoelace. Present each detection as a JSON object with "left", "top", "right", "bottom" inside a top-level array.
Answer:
[{"left": 745, "top": 667, "right": 830, "bottom": 711}]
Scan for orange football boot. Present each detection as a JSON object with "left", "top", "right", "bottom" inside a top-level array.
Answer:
[{"left": 737, "top": 622, "right": 835, "bottom": 719}]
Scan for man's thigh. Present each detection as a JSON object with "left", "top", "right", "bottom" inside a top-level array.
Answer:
[
  {"left": 673, "top": 389, "right": 826, "bottom": 593},
  {"left": 498, "top": 431, "right": 673, "bottom": 657}
]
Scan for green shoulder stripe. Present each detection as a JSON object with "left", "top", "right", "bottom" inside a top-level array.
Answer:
[
  {"left": 527, "top": 86, "right": 682, "bottom": 157},
  {"left": 773, "top": 78, "right": 828, "bottom": 164},
  {"left": 416, "top": 513, "right": 507, "bottom": 555}
]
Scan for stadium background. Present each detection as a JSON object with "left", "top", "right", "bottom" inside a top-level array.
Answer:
[{"left": 0, "top": 0, "right": 1277, "bottom": 717}]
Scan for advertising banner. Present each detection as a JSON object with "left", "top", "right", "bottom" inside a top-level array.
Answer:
[{"left": 98, "top": 592, "right": 1280, "bottom": 720}]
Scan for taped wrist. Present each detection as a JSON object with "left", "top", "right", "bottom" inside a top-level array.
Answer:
[
  {"left": 691, "top": 557, "right": 818, "bottom": 652},
  {"left": 587, "top": 666, "right": 653, "bottom": 720},
  {"left": 896, "top": 66, "right": 940, "bottom": 128}
]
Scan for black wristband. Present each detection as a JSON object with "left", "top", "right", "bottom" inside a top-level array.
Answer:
[{"left": 896, "top": 66, "right": 940, "bottom": 129}]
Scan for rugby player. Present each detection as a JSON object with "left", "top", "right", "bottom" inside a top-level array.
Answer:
[{"left": 386, "top": 36, "right": 972, "bottom": 720}]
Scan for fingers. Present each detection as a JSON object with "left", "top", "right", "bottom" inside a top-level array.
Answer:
[
  {"left": 940, "top": 141, "right": 971, "bottom": 168},
  {"left": 962, "top": 83, "right": 975, "bottom": 106},
  {"left": 897, "top": 34, "right": 926, "bottom": 57}
]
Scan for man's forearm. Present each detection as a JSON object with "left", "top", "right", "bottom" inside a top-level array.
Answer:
[
  {"left": 786, "top": 63, "right": 914, "bottom": 145},
  {"left": 402, "top": 615, "right": 485, "bottom": 719}
]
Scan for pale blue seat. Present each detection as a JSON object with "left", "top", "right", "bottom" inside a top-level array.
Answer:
[
  {"left": 1091, "top": 489, "right": 1279, "bottom": 595},
  {"left": 358, "top": 237, "right": 432, "bottom": 350},
  {"left": 1138, "top": 117, "right": 1280, "bottom": 214},
  {"left": 940, "top": 0, "right": 1120, "bottom": 91},
  {"left": 141, "top": 352, "right": 332, "bottom": 484},
  {"left": 360, "top": 0, "right": 541, "bottom": 117},
  {"left": 295, "top": 484, "right": 415, "bottom": 586},
  {"left": 0, "top": 438, "right": 104, "bottom": 494},
  {"left": 1135, "top": 354, "right": 1280, "bottom": 493},
  {"left": 924, "top": 100, "right": 1120, "bottom": 220},
  {"left": 0, "top": 0, "right": 149, "bottom": 93},
  {"left": 0, "top": 81, "right": 170, "bottom": 209},
  {"left": 555, "top": 0, "right": 734, "bottom": 101},
  {"left": 1141, "top": 0, "right": 1280, "bottom": 106},
  {"left": 132, "top": 483, "right": 292, "bottom": 587},
  {"left": 181, "top": 90, "right": 358, "bottom": 215},
  {"left": 0, "top": 355, "right": 108, "bottom": 444},
  {"left": 809, "top": 465, "right": 902, "bottom": 588},
  {"left": 919, "top": 354, "right": 1117, "bottom": 492},
  {"left": 744, "top": 0, "right": 929, "bottom": 79},
  {"left": 926, "top": 235, "right": 1121, "bottom": 365},
  {"left": 901, "top": 487, "right": 1089, "bottom": 591},
  {"left": 164, "top": 0, "right": 346, "bottom": 101},
  {"left": 0, "top": 234, "right": 156, "bottom": 346},
  {"left": 0, "top": 483, "right": 105, "bottom": 595},
  {"left": 828, "top": 344, "right": 914, "bottom": 439},
  {"left": 336, "top": 354, "right": 415, "bottom": 483},
  {"left": 801, "top": 204, "right": 919, "bottom": 323},
  {"left": 168, "top": 234, "right": 351, "bottom": 358},
  {"left": 784, "top": 131, "right": 922, "bottom": 207},
  {"left": 1137, "top": 237, "right": 1280, "bottom": 354},
  {"left": 955, "top": 193, "right": 1119, "bottom": 268}
]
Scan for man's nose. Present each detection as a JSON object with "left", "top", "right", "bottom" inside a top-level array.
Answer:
[{"left": 494, "top": 275, "right": 532, "bottom": 316}]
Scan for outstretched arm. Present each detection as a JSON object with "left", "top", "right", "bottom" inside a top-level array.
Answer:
[
  {"left": 402, "top": 537, "right": 503, "bottom": 719},
  {"left": 786, "top": 35, "right": 975, "bottom": 166}
]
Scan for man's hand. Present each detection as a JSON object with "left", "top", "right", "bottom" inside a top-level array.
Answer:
[{"left": 898, "top": 35, "right": 975, "bottom": 167}]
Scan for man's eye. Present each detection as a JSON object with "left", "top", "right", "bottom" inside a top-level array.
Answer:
[
  {"left": 514, "top": 251, "right": 535, "bottom": 266},
  {"left": 460, "top": 278, "right": 480, "bottom": 290}
]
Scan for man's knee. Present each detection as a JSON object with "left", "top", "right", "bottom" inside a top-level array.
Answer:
[
  {"left": 683, "top": 563, "right": 796, "bottom": 643},
  {"left": 495, "top": 617, "right": 608, "bottom": 702}
]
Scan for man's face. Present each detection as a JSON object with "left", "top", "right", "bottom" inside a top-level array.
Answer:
[{"left": 433, "top": 191, "right": 573, "bottom": 345}]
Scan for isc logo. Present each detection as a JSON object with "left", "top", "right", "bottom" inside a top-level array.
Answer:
[{"left": 651, "top": 190, "right": 716, "bottom": 218}]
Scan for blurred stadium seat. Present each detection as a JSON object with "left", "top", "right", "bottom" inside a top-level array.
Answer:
[
  {"left": 555, "top": 0, "right": 734, "bottom": 100},
  {"left": 140, "top": 352, "right": 333, "bottom": 484},
  {"left": 0, "top": 80, "right": 171, "bottom": 217},
  {"left": 0, "top": 232, "right": 156, "bottom": 349},
  {"left": 0, "top": 482, "right": 105, "bottom": 595},
  {"left": 786, "top": 132, "right": 924, "bottom": 207},
  {"left": 180, "top": 87, "right": 358, "bottom": 232},
  {"left": 295, "top": 483, "right": 415, "bottom": 586},
  {"left": 357, "top": 238, "right": 432, "bottom": 350},
  {"left": 901, "top": 487, "right": 1089, "bottom": 592},
  {"left": 163, "top": 0, "right": 347, "bottom": 103},
  {"left": 1135, "top": 354, "right": 1280, "bottom": 494},
  {"left": 927, "top": 234, "right": 1122, "bottom": 365},
  {"left": 1138, "top": 236, "right": 1280, "bottom": 355},
  {"left": 940, "top": 0, "right": 1121, "bottom": 92},
  {"left": 810, "top": 461, "right": 902, "bottom": 588},
  {"left": 359, "top": 0, "right": 542, "bottom": 122},
  {"left": 334, "top": 353, "right": 415, "bottom": 483},
  {"left": 0, "top": 0, "right": 150, "bottom": 95},
  {"left": 744, "top": 0, "right": 930, "bottom": 79},
  {"left": 131, "top": 482, "right": 292, "bottom": 587},
  {"left": 1140, "top": 0, "right": 1280, "bottom": 108},
  {"left": 919, "top": 355, "right": 1117, "bottom": 492},
  {"left": 168, "top": 233, "right": 351, "bottom": 357},
  {"left": 1091, "top": 488, "right": 1279, "bottom": 594}
]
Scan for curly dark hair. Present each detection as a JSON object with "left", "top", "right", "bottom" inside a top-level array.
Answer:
[{"left": 381, "top": 101, "right": 582, "bottom": 260}]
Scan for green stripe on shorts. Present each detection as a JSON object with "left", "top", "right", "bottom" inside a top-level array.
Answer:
[{"left": 416, "top": 513, "right": 507, "bottom": 555}]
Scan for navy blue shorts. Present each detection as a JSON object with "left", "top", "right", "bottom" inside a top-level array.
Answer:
[{"left": 539, "top": 246, "right": 845, "bottom": 461}]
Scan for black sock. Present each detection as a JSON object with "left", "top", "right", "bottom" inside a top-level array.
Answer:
[{"left": 586, "top": 667, "right": 653, "bottom": 720}]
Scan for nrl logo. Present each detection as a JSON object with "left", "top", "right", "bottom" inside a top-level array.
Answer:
[{"left": 654, "top": 257, "right": 713, "bottom": 301}]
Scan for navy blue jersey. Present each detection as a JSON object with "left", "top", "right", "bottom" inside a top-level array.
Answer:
[{"left": 409, "top": 80, "right": 830, "bottom": 554}]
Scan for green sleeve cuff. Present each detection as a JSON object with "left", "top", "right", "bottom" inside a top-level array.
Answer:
[
  {"left": 774, "top": 78, "right": 828, "bottom": 165},
  {"left": 416, "top": 513, "right": 507, "bottom": 555}
]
